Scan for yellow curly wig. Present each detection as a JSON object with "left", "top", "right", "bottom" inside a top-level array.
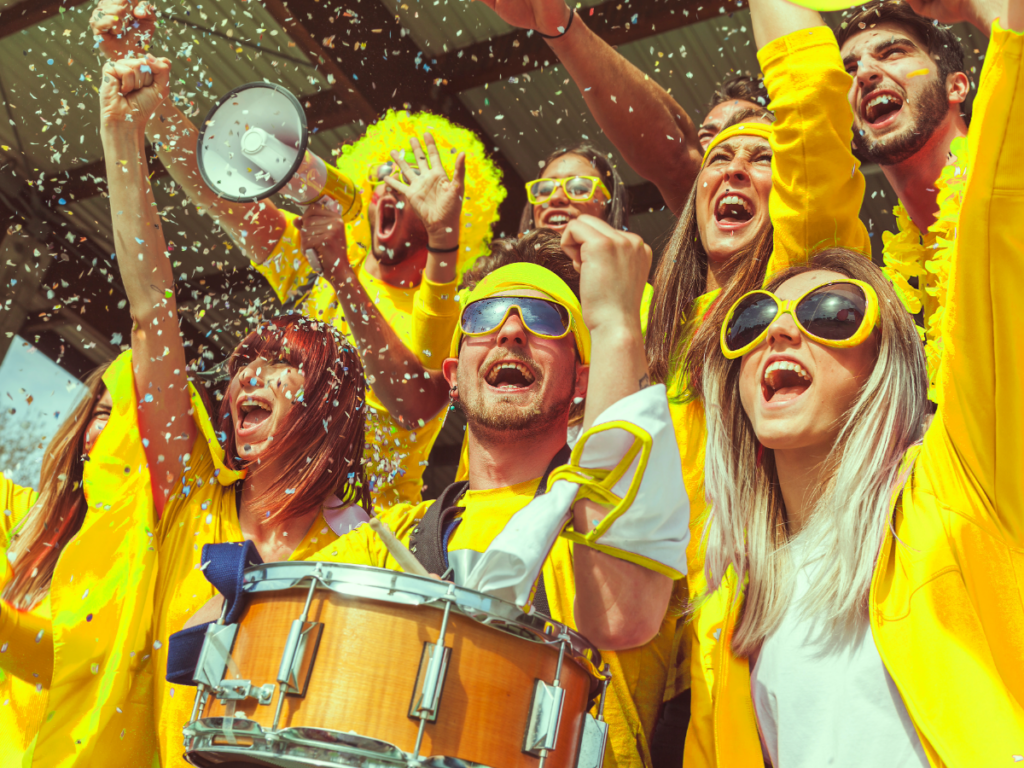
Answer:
[{"left": 330, "top": 109, "right": 506, "bottom": 278}]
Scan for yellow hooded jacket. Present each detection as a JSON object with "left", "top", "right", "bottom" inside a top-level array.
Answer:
[{"left": 687, "top": 21, "right": 1024, "bottom": 767}]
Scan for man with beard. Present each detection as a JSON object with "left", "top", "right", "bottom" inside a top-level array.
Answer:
[
  {"left": 834, "top": 0, "right": 979, "bottom": 394},
  {"left": 304, "top": 214, "right": 688, "bottom": 658}
]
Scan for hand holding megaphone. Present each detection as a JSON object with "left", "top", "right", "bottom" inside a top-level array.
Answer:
[
  {"left": 196, "top": 83, "right": 361, "bottom": 224},
  {"left": 296, "top": 200, "right": 349, "bottom": 280}
]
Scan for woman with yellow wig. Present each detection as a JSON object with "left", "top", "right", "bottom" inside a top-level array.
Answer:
[{"left": 1, "top": 359, "right": 161, "bottom": 767}]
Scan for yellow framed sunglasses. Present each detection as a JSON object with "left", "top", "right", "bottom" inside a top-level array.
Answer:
[
  {"left": 720, "top": 279, "right": 879, "bottom": 359},
  {"left": 460, "top": 296, "right": 573, "bottom": 340},
  {"left": 366, "top": 150, "right": 426, "bottom": 185},
  {"left": 525, "top": 175, "right": 612, "bottom": 205}
]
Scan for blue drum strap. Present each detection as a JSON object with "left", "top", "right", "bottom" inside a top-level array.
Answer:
[{"left": 165, "top": 540, "right": 265, "bottom": 685}]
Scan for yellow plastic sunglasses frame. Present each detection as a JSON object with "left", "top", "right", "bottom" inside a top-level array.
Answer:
[
  {"left": 719, "top": 278, "right": 880, "bottom": 359},
  {"left": 459, "top": 297, "right": 574, "bottom": 342},
  {"left": 525, "top": 175, "right": 612, "bottom": 205},
  {"left": 366, "top": 150, "right": 429, "bottom": 185}
]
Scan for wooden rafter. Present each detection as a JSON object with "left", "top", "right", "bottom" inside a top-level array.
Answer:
[{"left": 0, "top": 0, "right": 90, "bottom": 40}]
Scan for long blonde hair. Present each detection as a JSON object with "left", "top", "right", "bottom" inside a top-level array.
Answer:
[
  {"left": 701, "top": 250, "right": 927, "bottom": 654},
  {"left": 3, "top": 365, "right": 109, "bottom": 609}
]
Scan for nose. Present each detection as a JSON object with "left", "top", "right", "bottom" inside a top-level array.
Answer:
[
  {"left": 855, "top": 57, "right": 883, "bottom": 92},
  {"left": 765, "top": 310, "right": 801, "bottom": 348},
  {"left": 496, "top": 310, "right": 529, "bottom": 348},
  {"left": 723, "top": 155, "right": 749, "bottom": 183},
  {"left": 547, "top": 180, "right": 571, "bottom": 206},
  {"left": 239, "top": 360, "right": 265, "bottom": 389}
]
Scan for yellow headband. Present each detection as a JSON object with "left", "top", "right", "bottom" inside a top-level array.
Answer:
[
  {"left": 702, "top": 122, "right": 774, "bottom": 167},
  {"left": 333, "top": 109, "right": 507, "bottom": 276},
  {"left": 449, "top": 262, "right": 591, "bottom": 364}
]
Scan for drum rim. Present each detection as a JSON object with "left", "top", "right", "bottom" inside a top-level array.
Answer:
[{"left": 240, "top": 560, "right": 603, "bottom": 672}]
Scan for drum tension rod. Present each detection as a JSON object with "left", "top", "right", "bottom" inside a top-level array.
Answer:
[
  {"left": 525, "top": 633, "right": 570, "bottom": 768},
  {"left": 410, "top": 582, "right": 457, "bottom": 764},
  {"left": 270, "top": 565, "right": 326, "bottom": 735}
]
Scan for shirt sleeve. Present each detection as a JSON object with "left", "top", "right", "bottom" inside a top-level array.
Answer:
[
  {"left": 759, "top": 26, "right": 871, "bottom": 276},
  {"left": 303, "top": 503, "right": 424, "bottom": 570},
  {"left": 251, "top": 210, "right": 316, "bottom": 304},
  {"left": 0, "top": 473, "right": 38, "bottom": 548},
  {"left": 410, "top": 278, "right": 462, "bottom": 365},
  {"left": 927, "top": 21, "right": 1024, "bottom": 545}
]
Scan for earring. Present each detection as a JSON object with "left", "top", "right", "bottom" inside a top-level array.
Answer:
[{"left": 449, "top": 385, "right": 458, "bottom": 400}]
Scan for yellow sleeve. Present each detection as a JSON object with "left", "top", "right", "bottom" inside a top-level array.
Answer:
[
  {"left": 0, "top": 473, "right": 37, "bottom": 549},
  {"left": 304, "top": 503, "right": 425, "bottom": 570},
  {"left": 758, "top": 26, "right": 871, "bottom": 276},
  {"left": 929, "top": 21, "right": 1024, "bottom": 544},
  {"left": 410, "top": 278, "right": 462, "bottom": 365},
  {"left": 251, "top": 210, "right": 316, "bottom": 304}
]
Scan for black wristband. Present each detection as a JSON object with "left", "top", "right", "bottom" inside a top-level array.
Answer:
[
  {"left": 428, "top": 243, "right": 460, "bottom": 253},
  {"left": 537, "top": 7, "right": 574, "bottom": 39}
]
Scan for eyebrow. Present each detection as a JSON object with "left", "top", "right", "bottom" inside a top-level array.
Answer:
[{"left": 843, "top": 36, "right": 918, "bottom": 69}]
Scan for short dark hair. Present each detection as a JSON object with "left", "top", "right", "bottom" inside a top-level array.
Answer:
[
  {"left": 461, "top": 229, "right": 580, "bottom": 298},
  {"left": 519, "top": 143, "right": 630, "bottom": 233},
  {"left": 834, "top": 1, "right": 967, "bottom": 86},
  {"left": 709, "top": 73, "right": 768, "bottom": 110}
]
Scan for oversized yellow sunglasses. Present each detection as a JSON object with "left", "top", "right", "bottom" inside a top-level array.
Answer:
[
  {"left": 720, "top": 279, "right": 879, "bottom": 359},
  {"left": 525, "top": 175, "right": 612, "bottom": 205},
  {"left": 367, "top": 150, "right": 429, "bottom": 185}
]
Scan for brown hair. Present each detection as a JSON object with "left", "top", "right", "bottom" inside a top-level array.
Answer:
[
  {"left": 834, "top": 1, "right": 968, "bottom": 112},
  {"left": 709, "top": 72, "right": 769, "bottom": 110},
  {"left": 460, "top": 229, "right": 581, "bottom": 299},
  {"left": 218, "top": 314, "right": 371, "bottom": 522},
  {"left": 3, "top": 364, "right": 109, "bottom": 609}
]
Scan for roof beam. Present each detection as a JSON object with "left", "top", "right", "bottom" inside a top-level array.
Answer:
[
  {"left": 272, "top": 0, "right": 529, "bottom": 238},
  {"left": 434, "top": 0, "right": 746, "bottom": 92},
  {"left": 0, "top": 0, "right": 90, "bottom": 40}
]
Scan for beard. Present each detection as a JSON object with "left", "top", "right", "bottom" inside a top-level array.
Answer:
[
  {"left": 852, "top": 78, "right": 949, "bottom": 167},
  {"left": 457, "top": 353, "right": 575, "bottom": 438}
]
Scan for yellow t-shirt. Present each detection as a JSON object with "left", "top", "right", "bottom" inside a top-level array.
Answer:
[
  {"left": 0, "top": 475, "right": 47, "bottom": 768},
  {"left": 254, "top": 211, "right": 449, "bottom": 509},
  {"left": 151, "top": 390, "right": 340, "bottom": 768},
  {"left": 308, "top": 477, "right": 677, "bottom": 768}
]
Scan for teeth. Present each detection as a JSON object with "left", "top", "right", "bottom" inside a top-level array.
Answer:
[
  {"left": 717, "top": 194, "right": 751, "bottom": 214},
  {"left": 486, "top": 361, "right": 535, "bottom": 385},
  {"left": 548, "top": 215, "right": 570, "bottom": 224},
  {"left": 763, "top": 360, "right": 812, "bottom": 386},
  {"left": 240, "top": 399, "right": 271, "bottom": 413}
]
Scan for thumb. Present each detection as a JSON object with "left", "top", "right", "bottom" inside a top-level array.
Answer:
[
  {"left": 150, "top": 56, "right": 171, "bottom": 91},
  {"left": 101, "top": 62, "right": 122, "bottom": 97}
]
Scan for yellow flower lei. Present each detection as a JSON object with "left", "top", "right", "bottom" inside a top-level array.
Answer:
[
  {"left": 333, "top": 109, "right": 507, "bottom": 278},
  {"left": 881, "top": 136, "right": 969, "bottom": 403}
]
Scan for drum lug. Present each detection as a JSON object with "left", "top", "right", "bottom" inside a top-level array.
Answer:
[
  {"left": 277, "top": 619, "right": 324, "bottom": 698},
  {"left": 193, "top": 622, "right": 239, "bottom": 689},
  {"left": 574, "top": 714, "right": 609, "bottom": 768},
  {"left": 408, "top": 640, "right": 452, "bottom": 723},
  {"left": 214, "top": 680, "right": 276, "bottom": 706},
  {"left": 524, "top": 680, "right": 566, "bottom": 756}
]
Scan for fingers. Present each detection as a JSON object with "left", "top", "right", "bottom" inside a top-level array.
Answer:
[
  {"left": 423, "top": 132, "right": 444, "bottom": 170},
  {"left": 451, "top": 152, "right": 466, "bottom": 195},
  {"left": 91, "top": 0, "right": 131, "bottom": 33},
  {"left": 391, "top": 148, "right": 417, "bottom": 183},
  {"left": 410, "top": 136, "right": 430, "bottom": 173},
  {"left": 382, "top": 174, "right": 409, "bottom": 196}
]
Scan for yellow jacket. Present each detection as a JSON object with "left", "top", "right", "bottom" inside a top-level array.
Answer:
[
  {"left": 689, "top": 21, "right": 1024, "bottom": 767},
  {"left": 673, "top": 25, "right": 871, "bottom": 743},
  {"left": 0, "top": 352, "right": 159, "bottom": 767}
]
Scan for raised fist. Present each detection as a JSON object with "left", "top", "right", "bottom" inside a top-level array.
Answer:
[
  {"left": 90, "top": 0, "right": 158, "bottom": 61},
  {"left": 99, "top": 55, "right": 171, "bottom": 134}
]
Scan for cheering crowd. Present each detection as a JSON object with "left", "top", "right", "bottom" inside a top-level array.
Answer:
[{"left": 2, "top": 0, "right": 1023, "bottom": 764}]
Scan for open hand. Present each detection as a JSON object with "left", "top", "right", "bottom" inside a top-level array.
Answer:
[
  {"left": 91, "top": 0, "right": 158, "bottom": 61},
  {"left": 383, "top": 133, "right": 466, "bottom": 251},
  {"left": 473, "top": 0, "right": 573, "bottom": 37},
  {"left": 561, "top": 215, "right": 651, "bottom": 335},
  {"left": 99, "top": 55, "right": 171, "bottom": 135},
  {"left": 904, "top": 0, "right": 1010, "bottom": 30},
  {"left": 296, "top": 201, "right": 350, "bottom": 280}
]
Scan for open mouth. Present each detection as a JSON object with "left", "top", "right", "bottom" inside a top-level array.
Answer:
[
  {"left": 485, "top": 360, "right": 537, "bottom": 390},
  {"left": 762, "top": 359, "right": 812, "bottom": 404},
  {"left": 715, "top": 194, "right": 754, "bottom": 226},
  {"left": 542, "top": 211, "right": 573, "bottom": 230},
  {"left": 238, "top": 398, "right": 272, "bottom": 430},
  {"left": 861, "top": 92, "right": 904, "bottom": 127},
  {"left": 376, "top": 198, "right": 399, "bottom": 244}
]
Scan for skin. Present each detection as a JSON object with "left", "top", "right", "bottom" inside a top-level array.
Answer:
[
  {"left": 531, "top": 153, "right": 611, "bottom": 233},
  {"left": 697, "top": 98, "right": 763, "bottom": 150},
  {"left": 695, "top": 132, "right": 774, "bottom": 292},
  {"left": 224, "top": 356, "right": 306, "bottom": 462},
  {"left": 82, "top": 390, "right": 113, "bottom": 454},
  {"left": 840, "top": 22, "right": 969, "bottom": 231},
  {"left": 737, "top": 270, "right": 879, "bottom": 535}
]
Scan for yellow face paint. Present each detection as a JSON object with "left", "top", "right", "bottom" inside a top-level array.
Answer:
[{"left": 908, "top": 68, "right": 930, "bottom": 78}]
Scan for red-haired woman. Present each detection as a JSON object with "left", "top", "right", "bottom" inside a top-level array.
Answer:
[{"left": 97, "top": 57, "right": 372, "bottom": 767}]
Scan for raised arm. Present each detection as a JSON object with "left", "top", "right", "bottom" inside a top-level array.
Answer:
[
  {"left": 90, "top": 0, "right": 287, "bottom": 263},
  {"left": 559, "top": 215, "right": 672, "bottom": 649},
  {"left": 753, "top": 0, "right": 870, "bottom": 274},
  {"left": 99, "top": 55, "right": 197, "bottom": 515},
  {"left": 929, "top": 2, "right": 1024, "bottom": 542},
  {"left": 475, "top": 0, "right": 702, "bottom": 215}
]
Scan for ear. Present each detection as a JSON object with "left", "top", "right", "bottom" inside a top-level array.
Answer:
[
  {"left": 573, "top": 364, "right": 590, "bottom": 402},
  {"left": 946, "top": 71, "right": 970, "bottom": 107},
  {"left": 441, "top": 357, "right": 459, "bottom": 390}
]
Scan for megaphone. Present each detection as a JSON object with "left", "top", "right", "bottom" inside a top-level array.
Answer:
[{"left": 196, "top": 82, "right": 361, "bottom": 222}]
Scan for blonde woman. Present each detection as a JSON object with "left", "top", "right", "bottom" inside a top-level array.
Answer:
[{"left": 691, "top": 0, "right": 1024, "bottom": 759}]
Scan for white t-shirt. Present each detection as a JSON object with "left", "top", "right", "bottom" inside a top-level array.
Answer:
[{"left": 750, "top": 536, "right": 929, "bottom": 768}]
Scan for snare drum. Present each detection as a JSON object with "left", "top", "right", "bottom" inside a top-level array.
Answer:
[{"left": 183, "top": 561, "right": 609, "bottom": 768}]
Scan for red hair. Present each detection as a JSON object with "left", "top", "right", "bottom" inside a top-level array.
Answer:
[{"left": 217, "top": 314, "right": 370, "bottom": 523}]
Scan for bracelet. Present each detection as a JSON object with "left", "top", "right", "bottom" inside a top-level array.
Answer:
[
  {"left": 428, "top": 243, "right": 460, "bottom": 253},
  {"left": 537, "top": 7, "right": 575, "bottom": 39}
]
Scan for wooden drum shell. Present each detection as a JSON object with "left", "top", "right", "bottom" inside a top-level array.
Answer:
[{"left": 203, "top": 587, "right": 593, "bottom": 768}]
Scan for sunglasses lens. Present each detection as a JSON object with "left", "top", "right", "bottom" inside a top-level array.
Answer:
[
  {"left": 373, "top": 162, "right": 395, "bottom": 181},
  {"left": 564, "top": 177, "right": 595, "bottom": 200},
  {"left": 725, "top": 293, "right": 779, "bottom": 352},
  {"left": 462, "top": 297, "right": 569, "bottom": 337},
  {"left": 796, "top": 283, "right": 867, "bottom": 340},
  {"left": 529, "top": 179, "right": 557, "bottom": 202}
]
